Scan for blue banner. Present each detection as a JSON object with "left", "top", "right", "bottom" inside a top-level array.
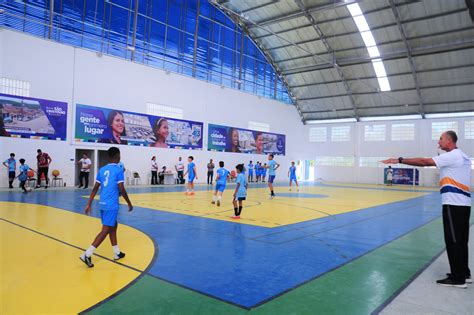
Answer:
[
  {"left": 75, "top": 104, "right": 203, "bottom": 150},
  {"left": 384, "top": 167, "right": 419, "bottom": 185},
  {"left": 208, "top": 123, "right": 285, "bottom": 155},
  {"left": 0, "top": 93, "right": 68, "bottom": 141}
]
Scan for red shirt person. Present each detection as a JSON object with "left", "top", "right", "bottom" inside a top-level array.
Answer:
[{"left": 36, "top": 149, "right": 52, "bottom": 189}]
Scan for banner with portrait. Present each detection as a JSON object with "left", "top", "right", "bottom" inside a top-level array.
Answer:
[
  {"left": 207, "top": 123, "right": 285, "bottom": 155},
  {"left": 0, "top": 93, "right": 67, "bottom": 140},
  {"left": 75, "top": 104, "right": 203, "bottom": 150},
  {"left": 384, "top": 167, "right": 419, "bottom": 185}
]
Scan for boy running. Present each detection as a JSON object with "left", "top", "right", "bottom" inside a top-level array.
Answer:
[
  {"left": 212, "top": 161, "right": 230, "bottom": 206},
  {"left": 80, "top": 147, "right": 133, "bottom": 268},
  {"left": 264, "top": 154, "right": 280, "bottom": 199},
  {"left": 17, "top": 159, "right": 35, "bottom": 193}
]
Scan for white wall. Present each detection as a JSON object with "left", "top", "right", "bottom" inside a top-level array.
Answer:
[{"left": 0, "top": 29, "right": 306, "bottom": 187}]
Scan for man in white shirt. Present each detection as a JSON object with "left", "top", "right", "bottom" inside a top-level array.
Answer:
[
  {"left": 383, "top": 130, "right": 471, "bottom": 288},
  {"left": 77, "top": 153, "right": 92, "bottom": 189},
  {"left": 175, "top": 157, "right": 185, "bottom": 184}
]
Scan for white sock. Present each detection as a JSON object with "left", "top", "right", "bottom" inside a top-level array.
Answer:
[
  {"left": 112, "top": 245, "right": 120, "bottom": 255},
  {"left": 217, "top": 196, "right": 221, "bottom": 201},
  {"left": 85, "top": 245, "right": 96, "bottom": 257},
  {"left": 213, "top": 195, "right": 217, "bottom": 202}
]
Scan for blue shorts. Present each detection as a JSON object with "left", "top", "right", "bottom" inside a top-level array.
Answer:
[
  {"left": 234, "top": 196, "right": 246, "bottom": 201},
  {"left": 290, "top": 176, "right": 297, "bottom": 182},
  {"left": 188, "top": 176, "right": 195, "bottom": 183},
  {"left": 101, "top": 210, "right": 118, "bottom": 227},
  {"left": 268, "top": 175, "right": 276, "bottom": 183},
  {"left": 215, "top": 183, "right": 226, "bottom": 192},
  {"left": 248, "top": 170, "right": 253, "bottom": 176}
]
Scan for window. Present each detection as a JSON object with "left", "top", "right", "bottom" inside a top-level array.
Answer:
[
  {"left": 309, "top": 127, "right": 327, "bottom": 142},
  {"left": 431, "top": 121, "right": 458, "bottom": 140},
  {"left": 315, "top": 156, "right": 355, "bottom": 167},
  {"left": 391, "top": 123, "right": 415, "bottom": 141},
  {"left": 331, "top": 126, "right": 351, "bottom": 142},
  {"left": 146, "top": 103, "right": 183, "bottom": 119},
  {"left": 0, "top": 78, "right": 30, "bottom": 97},
  {"left": 465, "top": 121, "right": 474, "bottom": 140},
  {"left": 248, "top": 121, "right": 270, "bottom": 132},
  {"left": 359, "top": 157, "right": 388, "bottom": 167},
  {"left": 364, "top": 124, "right": 386, "bottom": 141}
]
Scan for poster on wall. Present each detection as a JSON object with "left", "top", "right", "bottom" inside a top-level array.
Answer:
[
  {"left": 208, "top": 123, "right": 286, "bottom": 155},
  {"left": 384, "top": 167, "right": 419, "bottom": 185},
  {"left": 0, "top": 93, "right": 68, "bottom": 140},
  {"left": 75, "top": 104, "right": 203, "bottom": 150}
]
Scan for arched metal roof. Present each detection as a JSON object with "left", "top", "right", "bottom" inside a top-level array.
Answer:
[{"left": 213, "top": 0, "right": 474, "bottom": 122}]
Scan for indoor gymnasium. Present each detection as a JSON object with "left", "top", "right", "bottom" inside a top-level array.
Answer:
[{"left": 0, "top": 0, "right": 473, "bottom": 314}]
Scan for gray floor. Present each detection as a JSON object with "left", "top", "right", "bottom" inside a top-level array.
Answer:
[{"left": 382, "top": 227, "right": 474, "bottom": 315}]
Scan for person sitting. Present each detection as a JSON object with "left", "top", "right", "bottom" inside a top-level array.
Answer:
[{"left": 158, "top": 166, "right": 167, "bottom": 185}]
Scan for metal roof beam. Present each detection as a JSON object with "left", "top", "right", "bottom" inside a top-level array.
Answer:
[
  {"left": 294, "top": 0, "right": 360, "bottom": 120},
  {"left": 282, "top": 40, "right": 474, "bottom": 75},
  {"left": 390, "top": 0, "right": 425, "bottom": 117},
  {"left": 253, "top": 0, "right": 424, "bottom": 39},
  {"left": 298, "top": 81, "right": 474, "bottom": 101},
  {"left": 241, "top": 1, "right": 278, "bottom": 14},
  {"left": 301, "top": 100, "right": 474, "bottom": 114},
  {"left": 289, "top": 63, "right": 474, "bottom": 88},
  {"left": 275, "top": 26, "right": 474, "bottom": 63},
  {"left": 249, "top": 0, "right": 358, "bottom": 29}
]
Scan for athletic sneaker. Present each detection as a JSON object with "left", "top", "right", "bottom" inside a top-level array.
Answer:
[
  {"left": 80, "top": 254, "right": 94, "bottom": 268},
  {"left": 446, "top": 273, "right": 472, "bottom": 284},
  {"left": 189, "top": 192, "right": 195, "bottom": 195},
  {"left": 436, "top": 277, "right": 467, "bottom": 288},
  {"left": 269, "top": 195, "right": 275, "bottom": 200},
  {"left": 217, "top": 200, "right": 220, "bottom": 207},
  {"left": 231, "top": 216, "right": 240, "bottom": 219},
  {"left": 211, "top": 201, "right": 215, "bottom": 204},
  {"left": 114, "top": 252, "right": 126, "bottom": 260}
]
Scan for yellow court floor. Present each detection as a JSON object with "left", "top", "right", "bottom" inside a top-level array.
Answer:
[
  {"left": 0, "top": 202, "right": 155, "bottom": 314},
  {"left": 124, "top": 185, "right": 430, "bottom": 227}
]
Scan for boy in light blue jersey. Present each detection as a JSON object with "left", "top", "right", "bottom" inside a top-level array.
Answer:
[
  {"left": 247, "top": 161, "right": 254, "bottom": 182},
  {"left": 17, "top": 158, "right": 35, "bottom": 193},
  {"left": 184, "top": 156, "right": 198, "bottom": 195},
  {"left": 264, "top": 154, "right": 280, "bottom": 199},
  {"left": 288, "top": 161, "right": 299, "bottom": 191},
  {"left": 232, "top": 164, "right": 248, "bottom": 219},
  {"left": 80, "top": 147, "right": 133, "bottom": 268},
  {"left": 212, "top": 161, "right": 230, "bottom": 206},
  {"left": 255, "top": 162, "right": 260, "bottom": 182},
  {"left": 262, "top": 163, "right": 267, "bottom": 182},
  {"left": 3, "top": 153, "right": 16, "bottom": 189}
]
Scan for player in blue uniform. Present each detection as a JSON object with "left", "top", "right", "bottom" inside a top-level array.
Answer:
[
  {"left": 212, "top": 161, "right": 230, "bottom": 206},
  {"left": 3, "top": 153, "right": 16, "bottom": 189},
  {"left": 80, "top": 147, "right": 133, "bottom": 268},
  {"left": 232, "top": 164, "right": 248, "bottom": 219},
  {"left": 262, "top": 163, "right": 267, "bottom": 182},
  {"left": 17, "top": 158, "right": 35, "bottom": 193},
  {"left": 264, "top": 154, "right": 280, "bottom": 199},
  {"left": 247, "top": 161, "right": 254, "bottom": 182},
  {"left": 288, "top": 161, "right": 299, "bottom": 191},
  {"left": 184, "top": 156, "right": 198, "bottom": 195}
]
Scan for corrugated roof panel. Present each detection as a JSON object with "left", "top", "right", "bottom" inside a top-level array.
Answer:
[{"left": 422, "top": 86, "right": 474, "bottom": 103}]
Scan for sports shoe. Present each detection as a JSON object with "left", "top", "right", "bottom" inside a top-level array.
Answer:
[
  {"left": 44, "top": 186, "right": 48, "bottom": 189},
  {"left": 446, "top": 273, "right": 472, "bottom": 284},
  {"left": 436, "top": 277, "right": 467, "bottom": 288},
  {"left": 77, "top": 186, "right": 83, "bottom": 189},
  {"left": 211, "top": 201, "right": 215, "bottom": 204},
  {"left": 231, "top": 216, "right": 240, "bottom": 219},
  {"left": 184, "top": 192, "right": 189, "bottom": 195},
  {"left": 269, "top": 194, "right": 275, "bottom": 199},
  {"left": 114, "top": 252, "right": 126, "bottom": 260},
  {"left": 217, "top": 200, "right": 220, "bottom": 207},
  {"left": 80, "top": 254, "right": 94, "bottom": 268},
  {"left": 189, "top": 192, "right": 195, "bottom": 195}
]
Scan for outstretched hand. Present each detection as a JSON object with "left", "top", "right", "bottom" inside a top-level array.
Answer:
[{"left": 381, "top": 158, "right": 398, "bottom": 164}]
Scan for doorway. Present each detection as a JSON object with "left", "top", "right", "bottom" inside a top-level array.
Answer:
[{"left": 75, "top": 149, "right": 95, "bottom": 187}]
